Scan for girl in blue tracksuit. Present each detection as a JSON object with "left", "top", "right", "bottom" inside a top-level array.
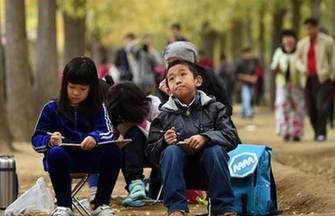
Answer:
[{"left": 32, "top": 56, "right": 121, "bottom": 216}]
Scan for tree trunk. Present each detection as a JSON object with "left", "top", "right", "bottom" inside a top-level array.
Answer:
[
  {"left": 292, "top": 0, "right": 302, "bottom": 37},
  {"left": 91, "top": 30, "right": 106, "bottom": 65},
  {"left": 272, "top": 8, "right": 286, "bottom": 54},
  {"left": 33, "top": 0, "right": 58, "bottom": 112},
  {"left": 231, "top": 20, "right": 243, "bottom": 63},
  {"left": 63, "top": 0, "right": 86, "bottom": 65},
  {"left": 5, "top": 0, "right": 35, "bottom": 142},
  {"left": 219, "top": 32, "right": 227, "bottom": 58},
  {"left": 245, "top": 15, "right": 253, "bottom": 48},
  {"left": 200, "top": 22, "right": 217, "bottom": 59},
  {"left": 258, "top": 4, "right": 266, "bottom": 63},
  {"left": 0, "top": 13, "right": 13, "bottom": 152},
  {"left": 310, "top": 0, "right": 321, "bottom": 20},
  {"left": 333, "top": 0, "right": 335, "bottom": 38},
  {"left": 270, "top": 8, "right": 287, "bottom": 108}
]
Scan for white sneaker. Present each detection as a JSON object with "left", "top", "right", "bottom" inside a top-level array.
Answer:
[
  {"left": 51, "top": 207, "right": 74, "bottom": 216},
  {"left": 89, "top": 186, "right": 98, "bottom": 202},
  {"left": 91, "top": 205, "right": 116, "bottom": 216},
  {"left": 316, "top": 135, "right": 327, "bottom": 142}
]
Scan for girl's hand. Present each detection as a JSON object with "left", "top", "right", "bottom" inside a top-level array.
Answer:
[
  {"left": 49, "top": 132, "right": 62, "bottom": 146},
  {"left": 81, "top": 136, "right": 97, "bottom": 150},
  {"left": 185, "top": 135, "right": 208, "bottom": 150},
  {"left": 164, "top": 127, "right": 177, "bottom": 145}
]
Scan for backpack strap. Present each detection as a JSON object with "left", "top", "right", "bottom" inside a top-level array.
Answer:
[
  {"left": 270, "top": 168, "right": 278, "bottom": 211},
  {"left": 267, "top": 147, "right": 278, "bottom": 214}
]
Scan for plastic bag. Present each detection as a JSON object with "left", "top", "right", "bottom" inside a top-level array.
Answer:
[{"left": 4, "top": 177, "right": 54, "bottom": 216}]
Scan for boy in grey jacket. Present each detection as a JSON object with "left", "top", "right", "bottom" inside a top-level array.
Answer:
[{"left": 146, "top": 42, "right": 240, "bottom": 216}]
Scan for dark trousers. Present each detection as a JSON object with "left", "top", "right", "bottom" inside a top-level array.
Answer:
[
  {"left": 122, "top": 127, "right": 161, "bottom": 195},
  {"left": 46, "top": 145, "right": 121, "bottom": 207},
  {"left": 122, "top": 127, "right": 148, "bottom": 185},
  {"left": 305, "top": 75, "right": 333, "bottom": 136},
  {"left": 160, "top": 145, "right": 235, "bottom": 215}
]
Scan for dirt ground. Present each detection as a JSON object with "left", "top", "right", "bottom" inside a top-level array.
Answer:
[{"left": 2, "top": 106, "right": 335, "bottom": 216}]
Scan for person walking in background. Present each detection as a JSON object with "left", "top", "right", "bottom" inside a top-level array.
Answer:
[
  {"left": 271, "top": 30, "right": 305, "bottom": 142},
  {"left": 296, "top": 18, "right": 335, "bottom": 142},
  {"left": 168, "top": 23, "right": 188, "bottom": 44},
  {"left": 114, "top": 33, "right": 136, "bottom": 81},
  {"left": 97, "top": 57, "right": 110, "bottom": 79},
  {"left": 128, "top": 34, "right": 163, "bottom": 94},
  {"left": 217, "top": 53, "right": 234, "bottom": 104},
  {"left": 198, "top": 49, "right": 214, "bottom": 70},
  {"left": 254, "top": 58, "right": 264, "bottom": 105},
  {"left": 235, "top": 48, "right": 258, "bottom": 118}
]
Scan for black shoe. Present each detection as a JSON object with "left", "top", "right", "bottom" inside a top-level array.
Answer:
[
  {"left": 283, "top": 135, "right": 290, "bottom": 141},
  {"left": 292, "top": 137, "right": 300, "bottom": 142}
]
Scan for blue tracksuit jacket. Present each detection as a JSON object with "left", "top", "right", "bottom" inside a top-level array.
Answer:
[{"left": 32, "top": 100, "right": 114, "bottom": 154}]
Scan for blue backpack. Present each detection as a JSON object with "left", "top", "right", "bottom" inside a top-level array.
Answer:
[{"left": 228, "top": 144, "right": 278, "bottom": 216}]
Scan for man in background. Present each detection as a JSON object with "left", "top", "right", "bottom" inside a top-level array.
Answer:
[{"left": 296, "top": 18, "right": 335, "bottom": 142}]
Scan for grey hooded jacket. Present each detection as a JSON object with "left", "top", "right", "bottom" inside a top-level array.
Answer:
[{"left": 145, "top": 90, "right": 240, "bottom": 165}]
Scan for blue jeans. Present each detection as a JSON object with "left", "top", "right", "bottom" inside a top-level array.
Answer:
[
  {"left": 241, "top": 84, "right": 253, "bottom": 117},
  {"left": 160, "top": 145, "right": 235, "bottom": 215},
  {"left": 46, "top": 144, "right": 121, "bottom": 207}
]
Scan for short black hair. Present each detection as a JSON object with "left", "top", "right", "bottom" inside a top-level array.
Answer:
[
  {"left": 165, "top": 60, "right": 200, "bottom": 88},
  {"left": 280, "top": 29, "right": 297, "bottom": 40},
  {"left": 106, "top": 82, "right": 150, "bottom": 126},
  {"left": 171, "top": 23, "right": 181, "bottom": 30},
  {"left": 304, "top": 17, "right": 319, "bottom": 26}
]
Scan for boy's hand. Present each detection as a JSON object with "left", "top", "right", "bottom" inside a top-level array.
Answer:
[
  {"left": 185, "top": 135, "right": 209, "bottom": 150},
  {"left": 81, "top": 136, "right": 97, "bottom": 150},
  {"left": 159, "top": 79, "right": 170, "bottom": 96},
  {"left": 49, "top": 132, "right": 62, "bottom": 146},
  {"left": 164, "top": 127, "right": 177, "bottom": 145}
]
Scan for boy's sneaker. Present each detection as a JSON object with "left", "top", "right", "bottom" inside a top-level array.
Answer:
[
  {"left": 122, "top": 179, "right": 146, "bottom": 207},
  {"left": 89, "top": 186, "right": 98, "bottom": 202},
  {"left": 51, "top": 207, "right": 74, "bottom": 216},
  {"left": 91, "top": 205, "right": 116, "bottom": 216},
  {"left": 315, "top": 135, "right": 326, "bottom": 142}
]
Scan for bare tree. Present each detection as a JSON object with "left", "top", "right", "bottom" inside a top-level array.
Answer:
[
  {"left": 5, "top": 0, "right": 35, "bottom": 142},
  {"left": 245, "top": 15, "right": 253, "bottom": 48},
  {"left": 231, "top": 19, "right": 243, "bottom": 62},
  {"left": 63, "top": 0, "right": 86, "bottom": 65},
  {"left": 0, "top": 13, "right": 13, "bottom": 152},
  {"left": 292, "top": 0, "right": 302, "bottom": 37},
  {"left": 258, "top": 4, "right": 266, "bottom": 63},
  {"left": 270, "top": 7, "right": 287, "bottom": 108},
  {"left": 333, "top": 0, "right": 335, "bottom": 38},
  {"left": 272, "top": 8, "right": 287, "bottom": 54},
  {"left": 33, "top": 0, "right": 58, "bottom": 112},
  {"left": 219, "top": 32, "right": 227, "bottom": 58},
  {"left": 200, "top": 21, "right": 217, "bottom": 59},
  {"left": 91, "top": 30, "right": 106, "bottom": 65},
  {"left": 310, "top": 0, "right": 322, "bottom": 20}
]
